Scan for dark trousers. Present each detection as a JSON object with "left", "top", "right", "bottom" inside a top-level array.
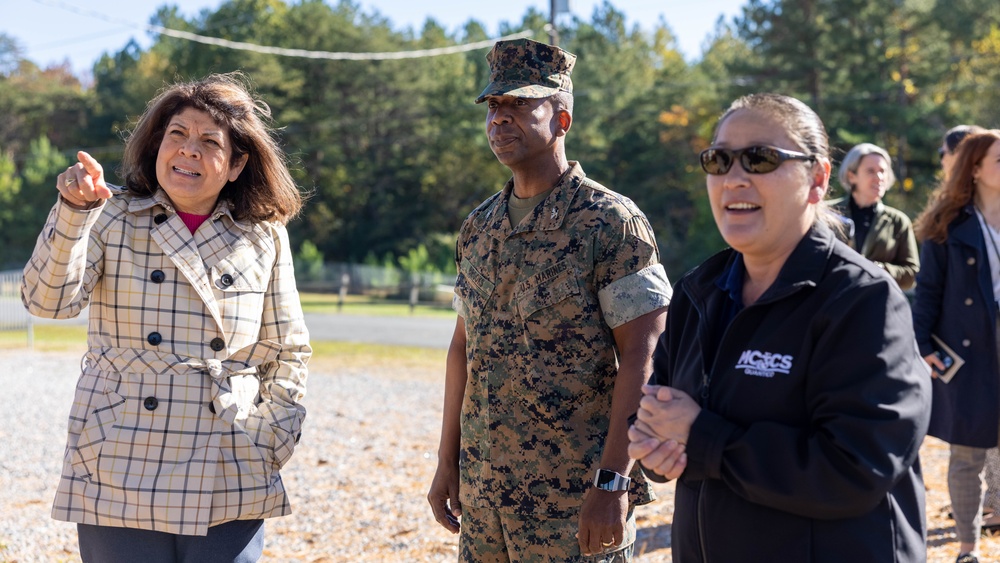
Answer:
[{"left": 78, "top": 519, "right": 264, "bottom": 563}]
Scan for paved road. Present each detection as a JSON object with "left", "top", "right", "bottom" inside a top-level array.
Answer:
[
  {"left": 23, "top": 308, "right": 455, "bottom": 350},
  {"left": 303, "top": 312, "right": 455, "bottom": 349}
]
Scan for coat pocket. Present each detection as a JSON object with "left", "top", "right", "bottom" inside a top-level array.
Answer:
[
  {"left": 70, "top": 389, "right": 126, "bottom": 480},
  {"left": 211, "top": 250, "right": 269, "bottom": 293},
  {"left": 237, "top": 403, "right": 298, "bottom": 485}
]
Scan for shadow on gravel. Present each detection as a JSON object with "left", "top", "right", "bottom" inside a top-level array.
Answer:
[
  {"left": 928, "top": 525, "right": 956, "bottom": 548},
  {"left": 636, "top": 522, "right": 671, "bottom": 555}
]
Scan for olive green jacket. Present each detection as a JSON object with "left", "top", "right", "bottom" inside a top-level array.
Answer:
[{"left": 831, "top": 197, "right": 920, "bottom": 290}]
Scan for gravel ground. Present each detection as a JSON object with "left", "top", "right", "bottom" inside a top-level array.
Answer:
[
  {"left": 0, "top": 349, "right": 674, "bottom": 563},
  {"left": 0, "top": 348, "right": 994, "bottom": 562}
]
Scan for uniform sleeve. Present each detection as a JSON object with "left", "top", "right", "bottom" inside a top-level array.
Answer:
[
  {"left": 21, "top": 197, "right": 106, "bottom": 318},
  {"left": 452, "top": 233, "right": 467, "bottom": 318},
  {"left": 253, "top": 224, "right": 312, "bottom": 467},
  {"left": 595, "top": 213, "right": 672, "bottom": 329},
  {"left": 683, "top": 280, "right": 931, "bottom": 519}
]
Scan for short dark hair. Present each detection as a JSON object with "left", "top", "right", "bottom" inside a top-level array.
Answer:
[
  {"left": 120, "top": 72, "right": 302, "bottom": 224},
  {"left": 944, "top": 124, "right": 985, "bottom": 154},
  {"left": 549, "top": 91, "right": 574, "bottom": 115},
  {"left": 715, "top": 93, "right": 829, "bottom": 162}
]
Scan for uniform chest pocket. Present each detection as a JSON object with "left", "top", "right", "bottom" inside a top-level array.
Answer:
[
  {"left": 455, "top": 257, "right": 495, "bottom": 318},
  {"left": 515, "top": 262, "right": 583, "bottom": 322}
]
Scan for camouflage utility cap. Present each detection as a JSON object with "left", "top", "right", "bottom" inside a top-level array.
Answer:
[{"left": 475, "top": 38, "right": 576, "bottom": 104}]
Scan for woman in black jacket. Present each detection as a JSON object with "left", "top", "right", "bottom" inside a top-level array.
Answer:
[
  {"left": 628, "top": 93, "right": 931, "bottom": 562},
  {"left": 913, "top": 129, "right": 1000, "bottom": 563}
]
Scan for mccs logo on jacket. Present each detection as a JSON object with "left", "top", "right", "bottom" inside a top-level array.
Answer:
[{"left": 734, "top": 349, "right": 794, "bottom": 378}]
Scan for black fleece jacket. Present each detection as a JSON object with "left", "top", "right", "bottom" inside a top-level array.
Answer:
[{"left": 649, "top": 224, "right": 931, "bottom": 563}]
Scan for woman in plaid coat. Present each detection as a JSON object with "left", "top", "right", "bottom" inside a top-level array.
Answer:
[{"left": 21, "top": 73, "right": 311, "bottom": 562}]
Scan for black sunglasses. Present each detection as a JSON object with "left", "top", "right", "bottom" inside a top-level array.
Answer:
[
  {"left": 937, "top": 146, "right": 947, "bottom": 158},
  {"left": 700, "top": 145, "right": 816, "bottom": 175}
]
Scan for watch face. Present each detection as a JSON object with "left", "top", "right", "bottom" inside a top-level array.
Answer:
[{"left": 597, "top": 470, "right": 617, "bottom": 488}]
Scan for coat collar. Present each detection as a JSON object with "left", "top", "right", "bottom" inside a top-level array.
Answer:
[
  {"left": 849, "top": 197, "right": 885, "bottom": 216},
  {"left": 829, "top": 195, "right": 885, "bottom": 216},
  {"left": 127, "top": 188, "right": 255, "bottom": 232},
  {"left": 472, "top": 161, "right": 585, "bottom": 239},
  {"left": 128, "top": 188, "right": 257, "bottom": 333},
  {"left": 949, "top": 204, "right": 985, "bottom": 249},
  {"left": 686, "top": 222, "right": 834, "bottom": 305},
  {"left": 830, "top": 196, "right": 886, "bottom": 252}
]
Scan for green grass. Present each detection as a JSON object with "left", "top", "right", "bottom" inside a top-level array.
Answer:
[
  {"left": 1, "top": 324, "right": 447, "bottom": 379},
  {"left": 298, "top": 292, "right": 457, "bottom": 319},
  {"left": 0, "top": 325, "right": 88, "bottom": 352},
  {"left": 309, "top": 341, "right": 446, "bottom": 377}
]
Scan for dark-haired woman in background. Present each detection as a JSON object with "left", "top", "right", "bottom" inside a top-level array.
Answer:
[{"left": 941, "top": 125, "right": 986, "bottom": 182}]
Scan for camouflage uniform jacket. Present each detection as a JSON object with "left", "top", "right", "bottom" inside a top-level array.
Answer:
[
  {"left": 21, "top": 189, "right": 310, "bottom": 536},
  {"left": 453, "top": 162, "right": 672, "bottom": 515}
]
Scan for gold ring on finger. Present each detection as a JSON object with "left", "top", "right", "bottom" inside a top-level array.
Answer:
[
  {"left": 601, "top": 540, "right": 615, "bottom": 547},
  {"left": 65, "top": 178, "right": 77, "bottom": 187}
]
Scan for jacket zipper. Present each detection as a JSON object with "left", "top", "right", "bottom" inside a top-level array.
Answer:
[
  {"left": 690, "top": 286, "right": 714, "bottom": 401},
  {"left": 688, "top": 287, "right": 715, "bottom": 562},
  {"left": 682, "top": 255, "right": 811, "bottom": 563},
  {"left": 699, "top": 371, "right": 710, "bottom": 400},
  {"left": 688, "top": 281, "right": 762, "bottom": 562}
]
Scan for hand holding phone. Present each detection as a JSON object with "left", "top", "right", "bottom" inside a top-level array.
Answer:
[
  {"left": 929, "top": 334, "right": 964, "bottom": 383},
  {"left": 932, "top": 350, "right": 954, "bottom": 377}
]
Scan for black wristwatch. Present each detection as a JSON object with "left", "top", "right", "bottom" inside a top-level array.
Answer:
[{"left": 593, "top": 468, "right": 631, "bottom": 492}]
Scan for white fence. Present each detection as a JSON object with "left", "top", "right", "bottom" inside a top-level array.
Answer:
[{"left": 0, "top": 270, "right": 32, "bottom": 346}]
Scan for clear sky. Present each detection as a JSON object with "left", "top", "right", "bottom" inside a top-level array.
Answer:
[{"left": 4, "top": 0, "right": 747, "bottom": 77}]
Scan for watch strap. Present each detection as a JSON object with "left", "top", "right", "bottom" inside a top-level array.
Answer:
[{"left": 593, "top": 468, "right": 631, "bottom": 492}]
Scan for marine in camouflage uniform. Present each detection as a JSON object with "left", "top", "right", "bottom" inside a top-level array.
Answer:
[{"left": 428, "top": 38, "right": 672, "bottom": 562}]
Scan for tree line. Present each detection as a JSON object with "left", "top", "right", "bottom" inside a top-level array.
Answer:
[{"left": 2, "top": 0, "right": 1000, "bottom": 278}]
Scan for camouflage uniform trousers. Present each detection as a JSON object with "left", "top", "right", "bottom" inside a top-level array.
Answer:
[{"left": 459, "top": 504, "right": 636, "bottom": 563}]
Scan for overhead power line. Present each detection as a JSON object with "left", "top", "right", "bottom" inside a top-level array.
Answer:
[
  {"left": 151, "top": 27, "right": 533, "bottom": 60},
  {"left": 33, "top": 0, "right": 533, "bottom": 60}
]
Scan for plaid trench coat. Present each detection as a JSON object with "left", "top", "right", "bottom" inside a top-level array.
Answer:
[{"left": 21, "top": 189, "right": 311, "bottom": 536}]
